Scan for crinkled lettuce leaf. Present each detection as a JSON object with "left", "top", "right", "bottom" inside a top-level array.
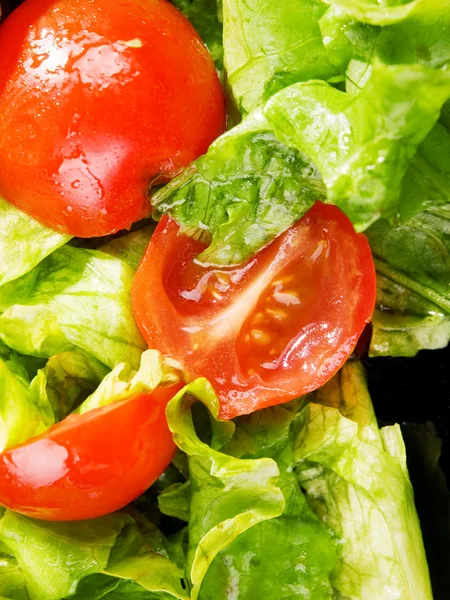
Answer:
[
  {"left": 161, "top": 365, "right": 430, "bottom": 599},
  {"left": 39, "top": 350, "right": 108, "bottom": 421},
  {"left": 319, "top": 1, "right": 450, "bottom": 98},
  {"left": 265, "top": 63, "right": 450, "bottom": 231},
  {"left": 0, "top": 510, "right": 188, "bottom": 600},
  {"left": 367, "top": 204, "right": 450, "bottom": 356},
  {"left": 100, "top": 226, "right": 154, "bottom": 270},
  {"left": 296, "top": 361, "right": 432, "bottom": 599},
  {"left": 0, "top": 354, "right": 54, "bottom": 453},
  {"left": 223, "top": 0, "right": 339, "bottom": 114},
  {"left": 197, "top": 397, "right": 338, "bottom": 600},
  {"left": 155, "top": 63, "right": 450, "bottom": 264},
  {"left": 0, "top": 365, "right": 431, "bottom": 599},
  {"left": 166, "top": 379, "right": 286, "bottom": 599},
  {"left": 171, "top": 0, "right": 223, "bottom": 73},
  {"left": 0, "top": 543, "right": 28, "bottom": 600},
  {"left": 153, "top": 126, "right": 324, "bottom": 265},
  {"left": 0, "top": 345, "right": 107, "bottom": 452},
  {"left": 76, "top": 349, "right": 181, "bottom": 415},
  {"left": 0, "top": 243, "right": 146, "bottom": 369},
  {"left": 323, "top": 0, "right": 450, "bottom": 26},
  {"left": 0, "top": 197, "right": 70, "bottom": 288}
]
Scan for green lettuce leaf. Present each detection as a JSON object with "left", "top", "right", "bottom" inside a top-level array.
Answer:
[
  {"left": 367, "top": 205, "right": 450, "bottom": 356},
  {"left": 0, "top": 548, "right": 28, "bottom": 600},
  {"left": 100, "top": 226, "right": 154, "bottom": 270},
  {"left": 171, "top": 0, "right": 223, "bottom": 72},
  {"left": 38, "top": 350, "right": 108, "bottom": 421},
  {"left": 323, "top": 0, "right": 450, "bottom": 26},
  {"left": 0, "top": 355, "right": 54, "bottom": 453},
  {"left": 155, "top": 63, "right": 450, "bottom": 263},
  {"left": 153, "top": 126, "right": 324, "bottom": 265},
  {"left": 296, "top": 361, "right": 432, "bottom": 599},
  {"left": 0, "top": 511, "right": 187, "bottom": 600},
  {"left": 158, "top": 482, "right": 191, "bottom": 523},
  {"left": 223, "top": 0, "right": 339, "bottom": 114},
  {"left": 0, "top": 197, "right": 70, "bottom": 288},
  {"left": 198, "top": 398, "right": 338, "bottom": 600},
  {"left": 264, "top": 63, "right": 450, "bottom": 231},
  {"left": 166, "top": 379, "right": 286, "bottom": 599},
  {"left": 0, "top": 345, "right": 108, "bottom": 452},
  {"left": 76, "top": 349, "right": 182, "bottom": 415},
  {"left": 0, "top": 243, "right": 146, "bottom": 369}
]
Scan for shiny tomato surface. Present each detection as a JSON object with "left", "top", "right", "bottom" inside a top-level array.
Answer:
[
  {"left": 0, "top": 384, "right": 182, "bottom": 520},
  {"left": 0, "top": 0, "right": 225, "bottom": 236},
  {"left": 132, "top": 203, "right": 376, "bottom": 419}
]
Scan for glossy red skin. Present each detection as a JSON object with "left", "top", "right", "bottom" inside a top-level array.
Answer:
[
  {"left": 0, "top": 384, "right": 182, "bottom": 521},
  {"left": 0, "top": 0, "right": 225, "bottom": 237},
  {"left": 132, "top": 203, "right": 376, "bottom": 419}
]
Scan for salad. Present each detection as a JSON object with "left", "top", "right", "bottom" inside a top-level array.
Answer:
[{"left": 0, "top": 0, "right": 448, "bottom": 598}]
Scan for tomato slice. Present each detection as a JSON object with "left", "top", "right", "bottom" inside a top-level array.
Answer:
[
  {"left": 132, "top": 203, "right": 376, "bottom": 419},
  {"left": 0, "top": 384, "right": 182, "bottom": 521},
  {"left": 0, "top": 0, "right": 224, "bottom": 237}
]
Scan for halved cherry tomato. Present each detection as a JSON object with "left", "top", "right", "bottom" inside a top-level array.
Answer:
[
  {"left": 0, "top": 384, "right": 182, "bottom": 521},
  {"left": 132, "top": 203, "right": 376, "bottom": 419},
  {"left": 0, "top": 0, "right": 224, "bottom": 237}
]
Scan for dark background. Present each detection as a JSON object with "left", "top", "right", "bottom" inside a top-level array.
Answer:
[
  {"left": 364, "top": 346, "right": 450, "bottom": 599},
  {"left": 1, "top": 0, "right": 449, "bottom": 596}
]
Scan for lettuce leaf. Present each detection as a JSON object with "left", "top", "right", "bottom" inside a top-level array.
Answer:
[
  {"left": 166, "top": 379, "right": 286, "bottom": 599},
  {"left": 0, "top": 549, "right": 28, "bottom": 600},
  {"left": 0, "top": 197, "right": 70, "bottom": 288},
  {"left": 197, "top": 398, "right": 338, "bottom": 600},
  {"left": 296, "top": 361, "right": 432, "bottom": 599},
  {"left": 223, "top": 0, "right": 339, "bottom": 114},
  {"left": 155, "top": 63, "right": 450, "bottom": 264},
  {"left": 0, "top": 243, "right": 146, "bottom": 369},
  {"left": 76, "top": 349, "right": 181, "bottom": 415},
  {"left": 153, "top": 126, "right": 324, "bottom": 265},
  {"left": 0, "top": 355, "right": 53, "bottom": 453},
  {"left": 38, "top": 350, "right": 108, "bottom": 421},
  {"left": 100, "top": 226, "right": 154, "bottom": 270},
  {"left": 0, "top": 344, "right": 108, "bottom": 452},
  {"left": 265, "top": 63, "right": 450, "bottom": 231},
  {"left": 0, "top": 510, "right": 187, "bottom": 600},
  {"left": 323, "top": 0, "right": 450, "bottom": 26},
  {"left": 367, "top": 205, "right": 450, "bottom": 356},
  {"left": 0, "top": 365, "right": 431, "bottom": 599}
]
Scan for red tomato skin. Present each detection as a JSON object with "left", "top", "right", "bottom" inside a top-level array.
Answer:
[
  {"left": 132, "top": 204, "right": 376, "bottom": 419},
  {"left": 0, "top": 384, "right": 182, "bottom": 521},
  {"left": 0, "top": 0, "right": 225, "bottom": 237}
]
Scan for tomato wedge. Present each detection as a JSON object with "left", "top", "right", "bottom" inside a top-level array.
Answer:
[
  {"left": 0, "top": 384, "right": 181, "bottom": 521},
  {"left": 132, "top": 203, "right": 376, "bottom": 419}
]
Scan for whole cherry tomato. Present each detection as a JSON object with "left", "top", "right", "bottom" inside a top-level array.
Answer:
[{"left": 0, "top": 0, "right": 225, "bottom": 236}]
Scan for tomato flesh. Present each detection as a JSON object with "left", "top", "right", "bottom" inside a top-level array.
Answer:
[
  {"left": 0, "top": 384, "right": 181, "bottom": 521},
  {"left": 132, "top": 203, "right": 376, "bottom": 419},
  {"left": 0, "top": 0, "right": 225, "bottom": 236}
]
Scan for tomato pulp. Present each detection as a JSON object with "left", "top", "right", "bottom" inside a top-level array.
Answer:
[
  {"left": 0, "top": 0, "right": 225, "bottom": 236},
  {"left": 132, "top": 203, "right": 376, "bottom": 419},
  {"left": 0, "top": 384, "right": 182, "bottom": 520}
]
